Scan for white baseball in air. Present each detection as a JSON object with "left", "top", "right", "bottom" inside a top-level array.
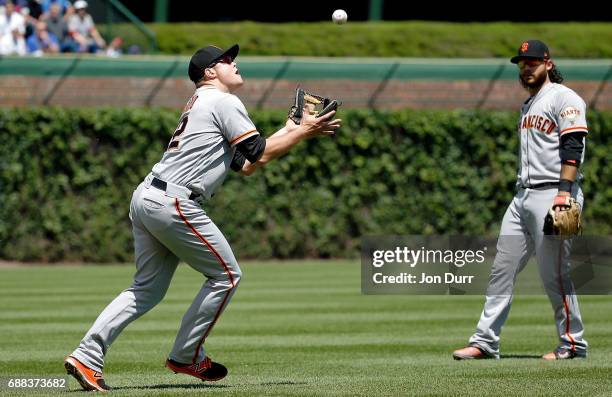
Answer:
[{"left": 332, "top": 9, "right": 348, "bottom": 24}]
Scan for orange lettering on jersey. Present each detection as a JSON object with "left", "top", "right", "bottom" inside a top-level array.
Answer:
[
  {"left": 183, "top": 94, "right": 199, "bottom": 113},
  {"left": 520, "top": 114, "right": 557, "bottom": 134},
  {"left": 560, "top": 107, "right": 581, "bottom": 119},
  {"left": 536, "top": 116, "right": 543, "bottom": 130}
]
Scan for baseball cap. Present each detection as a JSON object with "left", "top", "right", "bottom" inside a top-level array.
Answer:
[
  {"left": 510, "top": 40, "right": 550, "bottom": 64},
  {"left": 74, "top": 0, "right": 88, "bottom": 10},
  {"left": 188, "top": 44, "right": 239, "bottom": 83}
]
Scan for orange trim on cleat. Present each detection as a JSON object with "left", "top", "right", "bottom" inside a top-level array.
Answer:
[
  {"left": 542, "top": 347, "right": 587, "bottom": 360},
  {"left": 165, "top": 357, "right": 228, "bottom": 382},
  {"left": 64, "top": 356, "right": 111, "bottom": 392},
  {"left": 452, "top": 346, "right": 496, "bottom": 360}
]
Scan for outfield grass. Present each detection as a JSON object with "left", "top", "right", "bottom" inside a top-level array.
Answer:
[{"left": 1, "top": 261, "right": 611, "bottom": 396}]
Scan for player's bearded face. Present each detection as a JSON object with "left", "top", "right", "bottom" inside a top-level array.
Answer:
[{"left": 518, "top": 59, "right": 548, "bottom": 90}]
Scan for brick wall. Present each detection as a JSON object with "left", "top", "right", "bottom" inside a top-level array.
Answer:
[{"left": 1, "top": 76, "right": 609, "bottom": 110}]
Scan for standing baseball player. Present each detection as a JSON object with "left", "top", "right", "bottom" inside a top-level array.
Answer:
[
  {"left": 64, "top": 43, "right": 341, "bottom": 391},
  {"left": 453, "top": 40, "right": 589, "bottom": 360}
]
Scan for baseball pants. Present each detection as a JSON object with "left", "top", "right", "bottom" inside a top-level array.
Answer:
[
  {"left": 468, "top": 186, "right": 587, "bottom": 357},
  {"left": 71, "top": 178, "right": 241, "bottom": 372}
]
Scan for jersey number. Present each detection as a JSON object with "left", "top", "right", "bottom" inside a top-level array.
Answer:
[{"left": 167, "top": 116, "right": 188, "bottom": 151}]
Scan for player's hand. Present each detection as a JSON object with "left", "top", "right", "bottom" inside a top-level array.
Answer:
[
  {"left": 285, "top": 118, "right": 299, "bottom": 132},
  {"left": 285, "top": 103, "right": 317, "bottom": 133},
  {"left": 553, "top": 192, "right": 571, "bottom": 221},
  {"left": 285, "top": 103, "right": 316, "bottom": 132},
  {"left": 299, "top": 110, "right": 341, "bottom": 138}
]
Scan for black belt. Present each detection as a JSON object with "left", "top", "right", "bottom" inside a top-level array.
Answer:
[
  {"left": 151, "top": 177, "right": 200, "bottom": 200},
  {"left": 520, "top": 182, "right": 560, "bottom": 190}
]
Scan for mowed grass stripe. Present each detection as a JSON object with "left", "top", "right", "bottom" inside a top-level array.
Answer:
[{"left": 0, "top": 261, "right": 611, "bottom": 396}]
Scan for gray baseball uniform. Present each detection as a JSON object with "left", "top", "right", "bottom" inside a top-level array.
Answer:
[
  {"left": 70, "top": 86, "right": 258, "bottom": 371},
  {"left": 468, "top": 82, "right": 589, "bottom": 357}
]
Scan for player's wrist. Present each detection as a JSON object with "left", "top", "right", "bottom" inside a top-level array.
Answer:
[
  {"left": 558, "top": 178, "right": 573, "bottom": 193},
  {"left": 294, "top": 124, "right": 314, "bottom": 140}
]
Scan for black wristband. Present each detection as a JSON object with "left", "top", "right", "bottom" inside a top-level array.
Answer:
[{"left": 558, "top": 179, "right": 573, "bottom": 193}]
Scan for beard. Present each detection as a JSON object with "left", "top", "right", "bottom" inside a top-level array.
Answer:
[{"left": 519, "top": 70, "right": 548, "bottom": 90}]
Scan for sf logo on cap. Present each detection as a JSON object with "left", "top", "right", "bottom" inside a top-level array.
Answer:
[{"left": 520, "top": 42, "right": 529, "bottom": 53}]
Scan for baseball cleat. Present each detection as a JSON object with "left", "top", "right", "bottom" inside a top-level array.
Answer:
[
  {"left": 165, "top": 356, "right": 228, "bottom": 381},
  {"left": 542, "top": 347, "right": 587, "bottom": 360},
  {"left": 452, "top": 345, "right": 496, "bottom": 360},
  {"left": 64, "top": 355, "right": 111, "bottom": 392}
]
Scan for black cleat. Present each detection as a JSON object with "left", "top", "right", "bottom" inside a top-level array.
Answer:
[{"left": 165, "top": 356, "right": 228, "bottom": 381}]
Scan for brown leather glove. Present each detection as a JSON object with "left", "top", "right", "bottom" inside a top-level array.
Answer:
[
  {"left": 543, "top": 195, "right": 582, "bottom": 236},
  {"left": 288, "top": 87, "right": 341, "bottom": 124}
]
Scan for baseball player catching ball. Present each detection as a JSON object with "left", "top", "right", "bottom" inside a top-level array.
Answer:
[
  {"left": 63, "top": 43, "right": 341, "bottom": 391},
  {"left": 453, "top": 40, "right": 589, "bottom": 361}
]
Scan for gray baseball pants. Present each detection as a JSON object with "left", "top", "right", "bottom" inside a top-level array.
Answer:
[
  {"left": 468, "top": 186, "right": 587, "bottom": 357},
  {"left": 71, "top": 177, "right": 241, "bottom": 372}
]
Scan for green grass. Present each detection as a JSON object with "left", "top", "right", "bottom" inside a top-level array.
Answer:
[
  {"left": 105, "top": 21, "right": 612, "bottom": 58},
  {"left": 1, "top": 261, "right": 611, "bottom": 396}
]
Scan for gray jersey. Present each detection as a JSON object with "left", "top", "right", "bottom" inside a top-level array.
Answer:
[
  {"left": 466, "top": 85, "right": 589, "bottom": 359},
  {"left": 517, "top": 83, "right": 588, "bottom": 186},
  {"left": 68, "top": 14, "right": 95, "bottom": 38},
  {"left": 152, "top": 86, "right": 259, "bottom": 199}
]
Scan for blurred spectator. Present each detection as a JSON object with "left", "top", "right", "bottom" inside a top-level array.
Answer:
[
  {"left": 127, "top": 44, "right": 141, "bottom": 55},
  {"left": 67, "top": 0, "right": 104, "bottom": 53},
  {"left": 0, "top": 0, "right": 27, "bottom": 9},
  {"left": 41, "top": 2, "right": 70, "bottom": 51},
  {"left": 40, "top": 0, "right": 71, "bottom": 18},
  {"left": 0, "top": 1, "right": 26, "bottom": 55},
  {"left": 105, "top": 36, "right": 122, "bottom": 57},
  {"left": 1, "top": 0, "right": 38, "bottom": 17},
  {"left": 26, "top": 20, "right": 58, "bottom": 55},
  {"left": 19, "top": 0, "right": 43, "bottom": 19},
  {"left": 20, "top": 0, "right": 43, "bottom": 39}
]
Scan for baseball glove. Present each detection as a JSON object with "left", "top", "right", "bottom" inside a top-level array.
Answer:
[
  {"left": 543, "top": 195, "right": 582, "bottom": 236},
  {"left": 288, "top": 87, "right": 341, "bottom": 124}
]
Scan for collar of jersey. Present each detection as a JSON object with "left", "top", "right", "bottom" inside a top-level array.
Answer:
[
  {"left": 196, "top": 85, "right": 219, "bottom": 92},
  {"left": 526, "top": 82, "right": 555, "bottom": 107}
]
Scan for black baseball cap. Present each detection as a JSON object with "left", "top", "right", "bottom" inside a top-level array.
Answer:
[
  {"left": 510, "top": 40, "right": 550, "bottom": 64},
  {"left": 188, "top": 44, "right": 239, "bottom": 83}
]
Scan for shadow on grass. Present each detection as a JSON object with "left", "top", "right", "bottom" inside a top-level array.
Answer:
[
  {"left": 500, "top": 354, "right": 543, "bottom": 359},
  {"left": 110, "top": 383, "right": 231, "bottom": 391},
  {"left": 259, "top": 381, "right": 307, "bottom": 386},
  {"left": 110, "top": 380, "right": 307, "bottom": 391}
]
